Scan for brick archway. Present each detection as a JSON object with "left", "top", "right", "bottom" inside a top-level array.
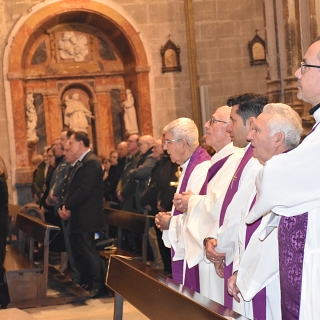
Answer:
[{"left": 5, "top": 0, "right": 152, "bottom": 203}]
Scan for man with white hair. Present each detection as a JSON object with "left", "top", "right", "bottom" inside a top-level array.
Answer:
[
  {"left": 246, "top": 39, "right": 320, "bottom": 319},
  {"left": 226, "top": 103, "right": 302, "bottom": 320},
  {"left": 155, "top": 117, "right": 211, "bottom": 288},
  {"left": 164, "top": 106, "right": 244, "bottom": 297}
]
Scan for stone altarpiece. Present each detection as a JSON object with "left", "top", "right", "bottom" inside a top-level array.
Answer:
[{"left": 6, "top": 2, "right": 152, "bottom": 203}]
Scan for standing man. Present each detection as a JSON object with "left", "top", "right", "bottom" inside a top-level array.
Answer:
[
  {"left": 155, "top": 117, "right": 211, "bottom": 288},
  {"left": 246, "top": 39, "right": 320, "bottom": 319},
  {"left": 128, "top": 135, "right": 157, "bottom": 214},
  {"left": 170, "top": 105, "right": 244, "bottom": 299},
  {"left": 59, "top": 131, "right": 105, "bottom": 298},
  {"left": 227, "top": 103, "right": 302, "bottom": 320},
  {"left": 116, "top": 134, "right": 140, "bottom": 212},
  {"left": 204, "top": 95, "right": 267, "bottom": 314}
]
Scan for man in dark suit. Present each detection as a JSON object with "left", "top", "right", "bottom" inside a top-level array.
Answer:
[{"left": 59, "top": 131, "right": 104, "bottom": 298}]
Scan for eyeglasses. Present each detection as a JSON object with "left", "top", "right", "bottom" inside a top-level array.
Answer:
[
  {"left": 209, "top": 116, "right": 229, "bottom": 126},
  {"left": 164, "top": 138, "right": 181, "bottom": 146},
  {"left": 300, "top": 61, "right": 320, "bottom": 74}
]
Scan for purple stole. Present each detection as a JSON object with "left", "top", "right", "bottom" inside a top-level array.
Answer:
[
  {"left": 276, "top": 126, "right": 317, "bottom": 319},
  {"left": 171, "top": 146, "right": 210, "bottom": 287},
  {"left": 184, "top": 154, "right": 232, "bottom": 292},
  {"left": 219, "top": 145, "right": 253, "bottom": 309},
  {"left": 245, "top": 196, "right": 266, "bottom": 320},
  {"left": 279, "top": 213, "right": 308, "bottom": 320}
]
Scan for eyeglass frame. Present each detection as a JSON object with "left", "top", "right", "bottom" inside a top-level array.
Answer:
[
  {"left": 209, "top": 116, "right": 229, "bottom": 126},
  {"left": 164, "top": 138, "right": 181, "bottom": 146},
  {"left": 300, "top": 61, "right": 320, "bottom": 74}
]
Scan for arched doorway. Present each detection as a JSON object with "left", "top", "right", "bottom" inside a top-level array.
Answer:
[{"left": 5, "top": 0, "right": 152, "bottom": 203}]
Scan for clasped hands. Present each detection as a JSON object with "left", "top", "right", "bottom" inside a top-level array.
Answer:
[
  {"left": 204, "top": 238, "right": 226, "bottom": 278},
  {"left": 172, "top": 190, "right": 194, "bottom": 213},
  {"left": 58, "top": 205, "right": 71, "bottom": 221}
]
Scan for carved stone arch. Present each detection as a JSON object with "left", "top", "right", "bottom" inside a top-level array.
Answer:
[{"left": 4, "top": 0, "right": 152, "bottom": 203}]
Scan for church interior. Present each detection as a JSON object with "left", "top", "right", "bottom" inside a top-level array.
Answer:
[{"left": 0, "top": 0, "right": 319, "bottom": 318}]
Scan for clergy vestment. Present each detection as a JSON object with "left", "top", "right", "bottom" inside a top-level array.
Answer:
[
  {"left": 162, "top": 146, "right": 211, "bottom": 287},
  {"left": 247, "top": 108, "right": 320, "bottom": 319},
  {"left": 184, "top": 143, "right": 244, "bottom": 302},
  {"left": 212, "top": 144, "right": 262, "bottom": 316},
  {"left": 233, "top": 182, "right": 281, "bottom": 320}
]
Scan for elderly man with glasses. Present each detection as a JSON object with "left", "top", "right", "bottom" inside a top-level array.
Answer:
[
  {"left": 245, "top": 39, "right": 320, "bottom": 320},
  {"left": 155, "top": 117, "right": 211, "bottom": 288},
  {"left": 158, "top": 106, "right": 245, "bottom": 298}
]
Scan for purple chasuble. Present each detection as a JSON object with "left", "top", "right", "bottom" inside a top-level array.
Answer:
[
  {"left": 245, "top": 196, "right": 266, "bottom": 320},
  {"left": 278, "top": 213, "right": 308, "bottom": 320},
  {"left": 171, "top": 146, "right": 210, "bottom": 289},
  {"left": 184, "top": 153, "right": 232, "bottom": 292},
  {"left": 218, "top": 145, "right": 253, "bottom": 309}
]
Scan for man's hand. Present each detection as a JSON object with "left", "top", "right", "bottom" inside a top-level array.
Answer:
[
  {"left": 116, "top": 191, "right": 123, "bottom": 202},
  {"left": 155, "top": 212, "right": 171, "bottom": 231},
  {"left": 173, "top": 190, "right": 194, "bottom": 212},
  {"left": 58, "top": 205, "right": 71, "bottom": 221},
  {"left": 157, "top": 201, "right": 166, "bottom": 212},
  {"left": 227, "top": 272, "right": 240, "bottom": 303},
  {"left": 205, "top": 238, "right": 226, "bottom": 278},
  {"left": 144, "top": 204, "right": 152, "bottom": 211},
  {"left": 49, "top": 191, "right": 59, "bottom": 204}
]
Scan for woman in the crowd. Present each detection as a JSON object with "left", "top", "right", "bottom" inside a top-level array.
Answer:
[
  {"left": 103, "top": 150, "right": 119, "bottom": 203},
  {"left": 40, "top": 147, "right": 67, "bottom": 272}
]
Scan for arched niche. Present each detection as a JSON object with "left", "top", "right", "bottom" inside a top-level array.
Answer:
[{"left": 5, "top": 0, "right": 152, "bottom": 203}]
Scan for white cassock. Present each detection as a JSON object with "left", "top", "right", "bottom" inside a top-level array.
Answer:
[
  {"left": 185, "top": 143, "right": 244, "bottom": 303},
  {"left": 162, "top": 157, "right": 210, "bottom": 260},
  {"left": 234, "top": 182, "right": 281, "bottom": 319},
  {"left": 247, "top": 108, "right": 320, "bottom": 319},
  {"left": 213, "top": 144, "right": 262, "bottom": 316}
]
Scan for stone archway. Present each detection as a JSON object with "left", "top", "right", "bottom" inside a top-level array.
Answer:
[{"left": 5, "top": 0, "right": 152, "bottom": 203}]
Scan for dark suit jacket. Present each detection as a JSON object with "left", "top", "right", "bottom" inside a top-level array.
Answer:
[{"left": 63, "top": 150, "right": 105, "bottom": 233}]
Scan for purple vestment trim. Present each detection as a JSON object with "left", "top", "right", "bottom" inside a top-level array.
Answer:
[
  {"left": 219, "top": 145, "right": 253, "bottom": 309},
  {"left": 199, "top": 154, "right": 232, "bottom": 195},
  {"left": 184, "top": 153, "right": 231, "bottom": 292},
  {"left": 278, "top": 212, "right": 308, "bottom": 320},
  {"left": 171, "top": 146, "right": 210, "bottom": 286},
  {"left": 245, "top": 196, "right": 266, "bottom": 320}
]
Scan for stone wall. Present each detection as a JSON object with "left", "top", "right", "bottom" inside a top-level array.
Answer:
[{"left": 0, "top": 0, "right": 267, "bottom": 203}]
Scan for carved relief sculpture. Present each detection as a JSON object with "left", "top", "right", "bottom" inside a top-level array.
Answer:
[
  {"left": 122, "top": 89, "right": 139, "bottom": 134},
  {"left": 25, "top": 93, "right": 38, "bottom": 142},
  {"left": 59, "top": 31, "right": 89, "bottom": 62},
  {"left": 64, "top": 93, "right": 93, "bottom": 133}
]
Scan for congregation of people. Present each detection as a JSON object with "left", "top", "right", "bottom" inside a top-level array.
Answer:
[{"left": 1, "top": 39, "right": 320, "bottom": 319}]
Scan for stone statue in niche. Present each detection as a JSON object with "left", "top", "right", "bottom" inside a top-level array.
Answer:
[
  {"left": 122, "top": 89, "right": 139, "bottom": 134},
  {"left": 25, "top": 93, "right": 38, "bottom": 142},
  {"left": 59, "top": 31, "right": 89, "bottom": 62},
  {"left": 64, "top": 93, "right": 93, "bottom": 133}
]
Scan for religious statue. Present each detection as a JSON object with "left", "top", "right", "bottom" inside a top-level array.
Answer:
[
  {"left": 122, "top": 89, "right": 139, "bottom": 134},
  {"left": 64, "top": 93, "right": 93, "bottom": 133},
  {"left": 59, "top": 31, "right": 89, "bottom": 62},
  {"left": 25, "top": 93, "right": 38, "bottom": 141}
]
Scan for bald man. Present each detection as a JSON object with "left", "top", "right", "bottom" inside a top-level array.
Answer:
[{"left": 128, "top": 135, "right": 157, "bottom": 213}]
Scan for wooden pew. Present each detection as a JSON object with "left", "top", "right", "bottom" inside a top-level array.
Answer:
[
  {"left": 99, "top": 208, "right": 154, "bottom": 265},
  {"left": 106, "top": 256, "right": 247, "bottom": 320},
  {"left": 4, "top": 212, "right": 60, "bottom": 308}
]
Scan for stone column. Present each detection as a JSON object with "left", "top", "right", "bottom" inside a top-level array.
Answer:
[
  {"left": 282, "top": 0, "right": 304, "bottom": 115},
  {"left": 264, "top": 0, "right": 281, "bottom": 103},
  {"left": 95, "top": 86, "right": 114, "bottom": 156}
]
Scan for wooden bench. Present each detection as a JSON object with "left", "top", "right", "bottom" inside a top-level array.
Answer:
[
  {"left": 99, "top": 208, "right": 154, "bottom": 265},
  {"left": 4, "top": 212, "right": 60, "bottom": 308},
  {"left": 106, "top": 256, "right": 247, "bottom": 320}
]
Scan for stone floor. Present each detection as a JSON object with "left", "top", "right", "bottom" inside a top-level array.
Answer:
[{"left": 24, "top": 297, "right": 148, "bottom": 320}]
